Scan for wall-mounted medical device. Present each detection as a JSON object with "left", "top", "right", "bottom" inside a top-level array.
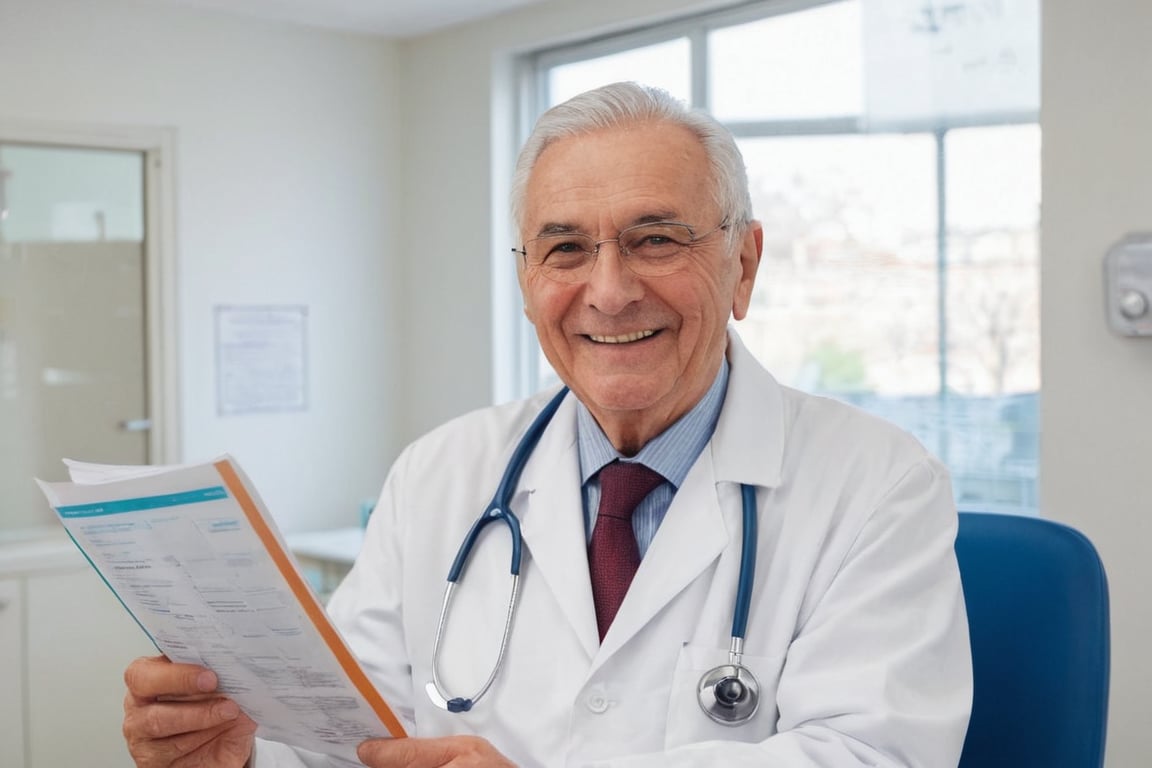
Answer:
[{"left": 1104, "top": 233, "right": 1152, "bottom": 337}]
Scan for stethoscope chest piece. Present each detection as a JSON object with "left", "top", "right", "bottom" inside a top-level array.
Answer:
[{"left": 697, "top": 662, "right": 760, "bottom": 725}]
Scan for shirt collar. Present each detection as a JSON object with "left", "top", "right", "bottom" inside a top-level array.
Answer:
[{"left": 576, "top": 359, "right": 729, "bottom": 489}]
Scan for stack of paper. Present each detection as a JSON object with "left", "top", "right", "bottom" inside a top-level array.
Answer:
[{"left": 37, "top": 455, "right": 405, "bottom": 764}]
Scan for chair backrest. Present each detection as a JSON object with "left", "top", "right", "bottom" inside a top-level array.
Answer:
[{"left": 955, "top": 512, "right": 1110, "bottom": 768}]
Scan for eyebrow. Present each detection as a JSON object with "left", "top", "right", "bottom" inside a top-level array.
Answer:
[
  {"left": 630, "top": 211, "right": 682, "bottom": 227},
  {"left": 535, "top": 222, "right": 582, "bottom": 237},
  {"left": 533, "top": 211, "right": 684, "bottom": 238}
]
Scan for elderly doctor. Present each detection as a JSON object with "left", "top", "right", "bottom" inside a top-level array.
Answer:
[{"left": 121, "top": 82, "right": 972, "bottom": 767}]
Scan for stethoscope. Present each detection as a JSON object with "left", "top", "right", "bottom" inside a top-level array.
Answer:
[{"left": 425, "top": 387, "right": 761, "bottom": 726}]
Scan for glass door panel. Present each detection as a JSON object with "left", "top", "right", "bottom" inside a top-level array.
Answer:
[{"left": 0, "top": 144, "right": 147, "bottom": 530}]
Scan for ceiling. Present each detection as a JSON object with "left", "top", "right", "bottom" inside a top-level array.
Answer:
[{"left": 158, "top": 0, "right": 553, "bottom": 38}]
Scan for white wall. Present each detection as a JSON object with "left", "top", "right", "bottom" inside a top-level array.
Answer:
[
  {"left": 1041, "top": 0, "right": 1152, "bottom": 764},
  {"left": 0, "top": 0, "right": 402, "bottom": 533},
  {"left": 2, "top": 0, "right": 1148, "bottom": 762},
  {"left": 395, "top": 0, "right": 1152, "bottom": 764}
]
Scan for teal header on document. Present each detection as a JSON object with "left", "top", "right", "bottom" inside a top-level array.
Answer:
[{"left": 56, "top": 486, "right": 229, "bottom": 518}]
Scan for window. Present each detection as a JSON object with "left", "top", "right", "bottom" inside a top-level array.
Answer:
[{"left": 513, "top": 0, "right": 1041, "bottom": 514}]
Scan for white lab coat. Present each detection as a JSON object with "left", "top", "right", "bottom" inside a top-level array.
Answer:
[{"left": 255, "top": 330, "right": 971, "bottom": 767}]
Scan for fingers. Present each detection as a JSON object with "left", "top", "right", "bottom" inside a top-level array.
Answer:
[
  {"left": 124, "top": 697, "right": 241, "bottom": 741},
  {"left": 130, "top": 713, "right": 254, "bottom": 764},
  {"left": 124, "top": 655, "right": 219, "bottom": 700},
  {"left": 122, "top": 655, "right": 256, "bottom": 768},
  {"left": 357, "top": 735, "right": 516, "bottom": 768},
  {"left": 126, "top": 713, "right": 257, "bottom": 768},
  {"left": 357, "top": 738, "right": 450, "bottom": 768},
  {"left": 122, "top": 698, "right": 256, "bottom": 768}
]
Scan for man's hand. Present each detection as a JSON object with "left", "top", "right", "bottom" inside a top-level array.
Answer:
[
  {"left": 357, "top": 735, "right": 517, "bottom": 768},
  {"left": 122, "top": 655, "right": 258, "bottom": 768}
]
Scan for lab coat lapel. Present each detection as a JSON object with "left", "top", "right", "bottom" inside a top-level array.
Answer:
[
  {"left": 594, "top": 450, "right": 728, "bottom": 663},
  {"left": 710, "top": 330, "right": 785, "bottom": 489},
  {"left": 590, "top": 330, "right": 786, "bottom": 665},
  {"left": 514, "top": 395, "right": 601, "bottom": 659}
]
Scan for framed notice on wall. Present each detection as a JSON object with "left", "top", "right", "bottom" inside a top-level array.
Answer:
[{"left": 215, "top": 305, "right": 308, "bottom": 416}]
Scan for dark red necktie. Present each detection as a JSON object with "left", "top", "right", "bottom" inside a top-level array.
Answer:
[{"left": 588, "top": 460, "right": 664, "bottom": 641}]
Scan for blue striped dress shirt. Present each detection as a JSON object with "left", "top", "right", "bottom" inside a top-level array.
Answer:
[{"left": 576, "top": 359, "right": 729, "bottom": 558}]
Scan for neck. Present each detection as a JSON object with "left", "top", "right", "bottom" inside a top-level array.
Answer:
[
  {"left": 601, "top": 420, "right": 663, "bottom": 457},
  {"left": 589, "top": 391, "right": 706, "bottom": 456}
]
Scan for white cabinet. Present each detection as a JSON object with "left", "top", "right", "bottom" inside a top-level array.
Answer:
[
  {"left": 1, "top": 531, "right": 155, "bottom": 767},
  {"left": 26, "top": 566, "right": 156, "bottom": 766}
]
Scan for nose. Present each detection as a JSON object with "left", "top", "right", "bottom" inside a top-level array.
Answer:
[{"left": 584, "top": 240, "right": 644, "bottom": 315}]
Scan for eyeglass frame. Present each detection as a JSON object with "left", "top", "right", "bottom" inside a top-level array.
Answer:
[{"left": 512, "top": 219, "right": 731, "bottom": 282}]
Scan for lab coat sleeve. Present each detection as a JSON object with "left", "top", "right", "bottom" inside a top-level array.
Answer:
[
  {"left": 249, "top": 738, "right": 360, "bottom": 767},
  {"left": 599, "top": 456, "right": 972, "bottom": 768},
  {"left": 322, "top": 451, "right": 419, "bottom": 732}
]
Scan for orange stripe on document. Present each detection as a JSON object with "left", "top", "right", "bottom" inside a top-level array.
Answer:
[{"left": 214, "top": 459, "right": 408, "bottom": 739}]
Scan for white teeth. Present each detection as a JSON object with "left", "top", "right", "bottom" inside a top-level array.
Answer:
[{"left": 589, "top": 330, "right": 656, "bottom": 344}]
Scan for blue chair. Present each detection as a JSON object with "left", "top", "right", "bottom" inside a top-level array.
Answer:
[{"left": 955, "top": 512, "right": 1110, "bottom": 768}]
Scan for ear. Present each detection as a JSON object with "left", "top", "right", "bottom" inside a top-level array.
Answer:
[
  {"left": 731, "top": 221, "right": 763, "bottom": 321},
  {"left": 517, "top": 260, "right": 538, "bottom": 325}
]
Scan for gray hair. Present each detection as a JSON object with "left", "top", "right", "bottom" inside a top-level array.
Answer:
[{"left": 510, "top": 82, "right": 753, "bottom": 248}]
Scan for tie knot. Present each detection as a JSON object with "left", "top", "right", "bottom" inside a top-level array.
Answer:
[{"left": 597, "top": 461, "right": 664, "bottom": 521}]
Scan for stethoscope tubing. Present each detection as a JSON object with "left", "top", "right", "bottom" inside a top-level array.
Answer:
[
  {"left": 732, "top": 483, "right": 758, "bottom": 641},
  {"left": 446, "top": 387, "right": 569, "bottom": 582},
  {"left": 428, "top": 387, "right": 569, "bottom": 712}
]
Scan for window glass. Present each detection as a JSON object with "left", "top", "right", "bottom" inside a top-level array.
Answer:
[
  {"left": 860, "top": 0, "right": 1040, "bottom": 129},
  {"left": 739, "top": 134, "right": 938, "bottom": 395},
  {"left": 739, "top": 129, "right": 1041, "bottom": 512},
  {"left": 548, "top": 38, "right": 691, "bottom": 105},
  {"left": 709, "top": 1, "right": 862, "bottom": 121},
  {"left": 521, "top": 0, "right": 1041, "bottom": 514},
  {"left": 942, "top": 125, "right": 1040, "bottom": 511},
  {"left": 944, "top": 124, "right": 1040, "bottom": 399}
]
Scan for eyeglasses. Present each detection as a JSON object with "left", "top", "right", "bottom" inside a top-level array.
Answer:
[{"left": 513, "top": 220, "right": 729, "bottom": 283}]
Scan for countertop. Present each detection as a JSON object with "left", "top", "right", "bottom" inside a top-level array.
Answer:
[{"left": 0, "top": 526, "right": 85, "bottom": 577}]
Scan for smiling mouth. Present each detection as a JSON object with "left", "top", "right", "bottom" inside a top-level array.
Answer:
[{"left": 587, "top": 330, "right": 657, "bottom": 344}]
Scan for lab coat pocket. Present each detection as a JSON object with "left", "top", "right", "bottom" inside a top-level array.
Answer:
[{"left": 664, "top": 642, "right": 783, "bottom": 750}]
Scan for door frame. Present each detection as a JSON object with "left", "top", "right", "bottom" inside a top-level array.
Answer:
[{"left": 0, "top": 120, "right": 180, "bottom": 464}]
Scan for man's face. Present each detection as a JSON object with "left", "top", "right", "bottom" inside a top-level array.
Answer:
[{"left": 517, "top": 121, "right": 762, "bottom": 449}]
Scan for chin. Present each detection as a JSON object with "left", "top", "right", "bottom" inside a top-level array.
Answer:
[{"left": 581, "top": 378, "right": 670, "bottom": 414}]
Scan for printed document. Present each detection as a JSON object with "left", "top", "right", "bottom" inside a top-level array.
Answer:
[{"left": 37, "top": 456, "right": 405, "bottom": 764}]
